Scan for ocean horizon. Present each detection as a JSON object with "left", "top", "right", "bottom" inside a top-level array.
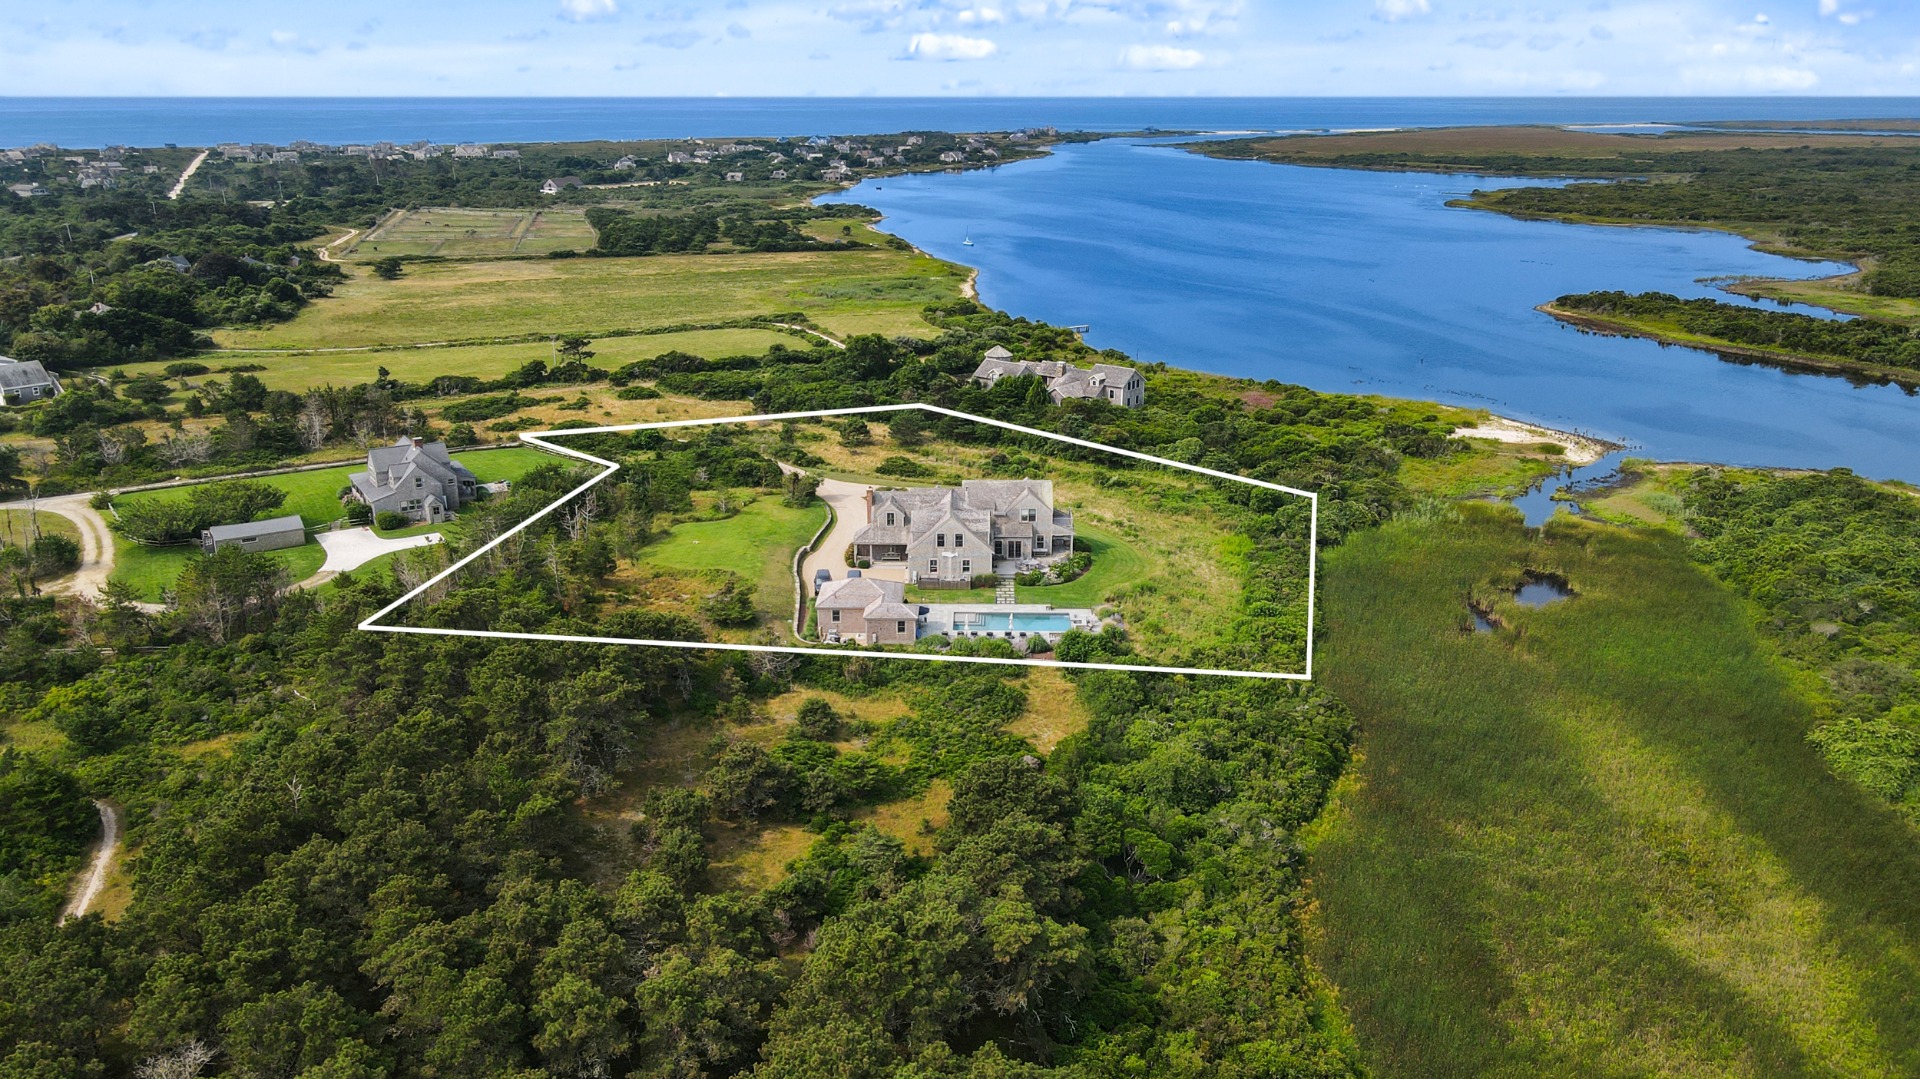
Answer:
[{"left": 5, "top": 95, "right": 1920, "bottom": 147}]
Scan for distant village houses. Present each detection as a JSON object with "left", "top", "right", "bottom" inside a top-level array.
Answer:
[{"left": 969, "top": 347, "right": 1146, "bottom": 408}]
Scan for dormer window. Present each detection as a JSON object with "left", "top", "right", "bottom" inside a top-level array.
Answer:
[
  {"left": 414, "top": 477, "right": 422, "bottom": 487},
  {"left": 886, "top": 512, "right": 895, "bottom": 526}
]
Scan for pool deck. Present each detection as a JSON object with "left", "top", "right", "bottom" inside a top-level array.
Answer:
[{"left": 918, "top": 602, "right": 1100, "bottom": 640}]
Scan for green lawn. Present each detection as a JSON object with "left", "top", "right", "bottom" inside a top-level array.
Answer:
[
  {"left": 108, "top": 445, "right": 558, "bottom": 601},
  {"left": 99, "top": 327, "right": 801, "bottom": 394},
  {"left": 632, "top": 496, "right": 827, "bottom": 626},
  {"left": 348, "top": 207, "right": 598, "bottom": 259},
  {"left": 113, "top": 541, "right": 327, "bottom": 603},
  {"left": 1308, "top": 503, "right": 1920, "bottom": 1077},
  {"left": 210, "top": 247, "right": 967, "bottom": 351},
  {"left": 0, "top": 508, "right": 79, "bottom": 548}
]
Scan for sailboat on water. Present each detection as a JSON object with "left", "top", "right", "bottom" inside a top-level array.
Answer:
[{"left": 961, "top": 227, "right": 974, "bottom": 247}]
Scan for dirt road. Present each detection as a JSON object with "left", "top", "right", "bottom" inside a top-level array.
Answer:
[
  {"left": 0, "top": 493, "right": 118, "bottom": 601},
  {"left": 59, "top": 800, "right": 122, "bottom": 925}
]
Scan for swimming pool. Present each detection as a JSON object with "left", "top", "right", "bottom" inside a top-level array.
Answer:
[{"left": 949, "top": 609, "right": 1076, "bottom": 635}]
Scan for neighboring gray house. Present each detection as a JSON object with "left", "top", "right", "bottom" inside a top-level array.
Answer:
[
  {"left": 201, "top": 514, "right": 306, "bottom": 555},
  {"left": 540, "top": 176, "right": 582, "bottom": 195},
  {"left": 348, "top": 437, "right": 478, "bottom": 523},
  {"left": 851, "top": 479, "right": 1072, "bottom": 584},
  {"left": 816, "top": 577, "right": 920, "bottom": 645},
  {"left": 0, "top": 356, "right": 62, "bottom": 405},
  {"left": 969, "top": 347, "right": 1146, "bottom": 408}
]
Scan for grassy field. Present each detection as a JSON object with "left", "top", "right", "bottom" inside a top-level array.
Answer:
[
  {"left": 112, "top": 541, "right": 326, "bottom": 602},
  {"left": 349, "top": 207, "right": 598, "bottom": 259},
  {"left": 0, "top": 508, "right": 79, "bottom": 549},
  {"left": 627, "top": 495, "right": 828, "bottom": 629},
  {"left": 1307, "top": 503, "right": 1920, "bottom": 1078},
  {"left": 107, "top": 327, "right": 801, "bottom": 393},
  {"left": 107, "top": 445, "right": 555, "bottom": 600},
  {"left": 211, "top": 247, "right": 968, "bottom": 351}
]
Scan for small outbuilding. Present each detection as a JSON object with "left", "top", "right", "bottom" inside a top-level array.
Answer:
[
  {"left": 0, "top": 356, "right": 63, "bottom": 405},
  {"left": 201, "top": 514, "right": 306, "bottom": 555}
]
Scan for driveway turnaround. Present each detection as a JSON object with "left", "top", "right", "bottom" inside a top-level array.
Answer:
[{"left": 316, "top": 526, "right": 442, "bottom": 573}]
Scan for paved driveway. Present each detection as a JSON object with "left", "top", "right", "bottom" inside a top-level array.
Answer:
[
  {"left": 316, "top": 526, "right": 442, "bottom": 573},
  {"left": 803, "top": 478, "right": 908, "bottom": 593}
]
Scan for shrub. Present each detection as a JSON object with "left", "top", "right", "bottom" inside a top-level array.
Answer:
[
  {"left": 700, "top": 577, "right": 758, "bottom": 627},
  {"left": 345, "top": 503, "right": 373, "bottom": 525},
  {"left": 1014, "top": 569, "right": 1045, "bottom": 587},
  {"left": 795, "top": 697, "right": 840, "bottom": 741},
  {"left": 162, "top": 361, "right": 210, "bottom": 377},
  {"left": 374, "top": 511, "right": 410, "bottom": 531},
  {"left": 875, "top": 455, "right": 933, "bottom": 478},
  {"left": 28, "top": 535, "right": 80, "bottom": 577},
  {"left": 615, "top": 384, "right": 662, "bottom": 400},
  {"left": 970, "top": 573, "right": 1001, "bottom": 589}
]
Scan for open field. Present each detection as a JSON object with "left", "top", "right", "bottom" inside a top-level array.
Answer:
[
  {"left": 212, "top": 248, "right": 968, "bottom": 350},
  {"left": 1308, "top": 504, "right": 1920, "bottom": 1077},
  {"left": 106, "top": 446, "right": 553, "bottom": 600},
  {"left": 625, "top": 495, "right": 828, "bottom": 630},
  {"left": 105, "top": 327, "right": 802, "bottom": 393},
  {"left": 348, "top": 207, "right": 599, "bottom": 259},
  {"left": 0, "top": 508, "right": 80, "bottom": 549},
  {"left": 1728, "top": 272, "right": 1920, "bottom": 325}
]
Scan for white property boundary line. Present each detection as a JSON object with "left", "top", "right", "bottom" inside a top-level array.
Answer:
[{"left": 359, "top": 404, "right": 1319, "bottom": 681}]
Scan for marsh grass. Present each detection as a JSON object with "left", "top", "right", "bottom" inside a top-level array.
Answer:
[{"left": 1310, "top": 504, "right": 1920, "bottom": 1077}]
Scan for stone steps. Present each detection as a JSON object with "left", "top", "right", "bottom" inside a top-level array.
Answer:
[{"left": 995, "top": 574, "right": 1016, "bottom": 605}]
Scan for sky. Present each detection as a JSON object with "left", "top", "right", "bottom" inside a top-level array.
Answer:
[{"left": 2, "top": 0, "right": 1916, "bottom": 97}]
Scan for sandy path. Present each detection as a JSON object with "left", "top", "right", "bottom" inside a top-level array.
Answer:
[
  {"left": 773, "top": 323, "right": 846, "bottom": 349},
  {"left": 59, "top": 800, "right": 122, "bottom": 925},
  {"left": 168, "top": 150, "right": 208, "bottom": 200}
]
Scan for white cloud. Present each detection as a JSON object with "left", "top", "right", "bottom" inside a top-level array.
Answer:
[
  {"left": 1118, "top": 43, "right": 1203, "bottom": 69},
  {"left": 903, "top": 32, "right": 999, "bottom": 60},
  {"left": 1375, "top": 0, "right": 1432, "bottom": 21},
  {"left": 1741, "top": 63, "right": 1819, "bottom": 88},
  {"left": 558, "top": 0, "right": 619, "bottom": 22},
  {"left": 955, "top": 6, "right": 1006, "bottom": 25}
]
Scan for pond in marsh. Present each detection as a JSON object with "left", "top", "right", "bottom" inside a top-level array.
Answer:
[{"left": 1515, "top": 575, "right": 1574, "bottom": 608}]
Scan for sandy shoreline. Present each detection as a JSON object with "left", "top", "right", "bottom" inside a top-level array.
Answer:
[{"left": 1451, "top": 415, "right": 1617, "bottom": 465}]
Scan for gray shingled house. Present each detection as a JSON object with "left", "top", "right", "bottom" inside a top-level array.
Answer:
[
  {"left": 347, "top": 437, "right": 478, "bottom": 523},
  {"left": 851, "top": 479, "right": 1073, "bottom": 584},
  {"left": 816, "top": 577, "right": 920, "bottom": 644},
  {"left": 969, "top": 347, "right": 1145, "bottom": 408},
  {"left": 201, "top": 514, "right": 306, "bottom": 554},
  {"left": 0, "top": 356, "right": 62, "bottom": 406}
]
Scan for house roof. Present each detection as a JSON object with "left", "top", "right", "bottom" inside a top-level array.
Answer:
[
  {"left": 203, "top": 514, "right": 304, "bottom": 543},
  {"left": 0, "top": 357, "right": 57, "bottom": 391},
  {"left": 818, "top": 577, "right": 905, "bottom": 609},
  {"left": 356, "top": 437, "right": 476, "bottom": 501},
  {"left": 983, "top": 345, "right": 1014, "bottom": 361}
]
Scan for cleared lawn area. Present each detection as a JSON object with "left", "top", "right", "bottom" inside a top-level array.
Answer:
[
  {"left": 107, "top": 328, "right": 800, "bottom": 393},
  {"left": 1310, "top": 504, "right": 1920, "bottom": 1078},
  {"left": 113, "top": 541, "right": 326, "bottom": 602},
  {"left": 631, "top": 496, "right": 828, "bottom": 626},
  {"left": 107, "top": 445, "right": 556, "bottom": 600},
  {"left": 213, "top": 248, "right": 967, "bottom": 350},
  {"left": 350, "top": 207, "right": 598, "bottom": 259},
  {"left": 0, "top": 508, "right": 79, "bottom": 548}
]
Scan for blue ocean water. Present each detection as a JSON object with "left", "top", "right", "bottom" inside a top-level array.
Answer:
[
  {"left": 6, "top": 96, "right": 1920, "bottom": 147},
  {"left": 823, "top": 139, "right": 1918, "bottom": 480}
]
